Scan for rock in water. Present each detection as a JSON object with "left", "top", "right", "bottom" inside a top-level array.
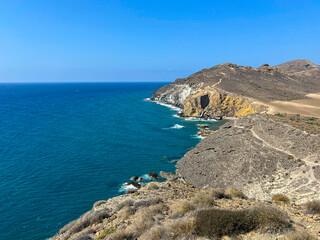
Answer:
[{"left": 147, "top": 172, "right": 159, "bottom": 180}]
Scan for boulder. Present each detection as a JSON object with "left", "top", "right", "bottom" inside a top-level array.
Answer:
[
  {"left": 137, "top": 177, "right": 145, "bottom": 182},
  {"left": 130, "top": 176, "right": 139, "bottom": 181},
  {"left": 147, "top": 172, "right": 159, "bottom": 180}
]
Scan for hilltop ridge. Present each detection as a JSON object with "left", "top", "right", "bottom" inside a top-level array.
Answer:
[{"left": 152, "top": 59, "right": 320, "bottom": 118}]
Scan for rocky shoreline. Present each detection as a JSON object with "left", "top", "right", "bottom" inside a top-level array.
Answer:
[{"left": 49, "top": 59, "right": 320, "bottom": 239}]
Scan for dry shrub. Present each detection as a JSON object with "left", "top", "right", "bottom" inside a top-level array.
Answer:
[
  {"left": 72, "top": 234, "right": 93, "bottom": 240},
  {"left": 59, "top": 209, "right": 111, "bottom": 239},
  {"left": 146, "top": 182, "right": 160, "bottom": 190},
  {"left": 134, "top": 197, "right": 162, "bottom": 209},
  {"left": 139, "top": 225, "right": 166, "bottom": 240},
  {"left": 116, "top": 199, "right": 134, "bottom": 211},
  {"left": 117, "top": 206, "right": 134, "bottom": 220},
  {"left": 225, "top": 187, "right": 247, "bottom": 199},
  {"left": 252, "top": 205, "right": 291, "bottom": 232},
  {"left": 170, "top": 200, "right": 195, "bottom": 215},
  {"left": 210, "top": 188, "right": 230, "bottom": 199},
  {"left": 194, "top": 208, "right": 255, "bottom": 238},
  {"left": 194, "top": 205, "right": 290, "bottom": 239},
  {"left": 167, "top": 217, "right": 196, "bottom": 238},
  {"left": 305, "top": 200, "right": 320, "bottom": 214},
  {"left": 191, "top": 191, "right": 216, "bottom": 207},
  {"left": 107, "top": 228, "right": 135, "bottom": 240},
  {"left": 272, "top": 194, "right": 290, "bottom": 204},
  {"left": 284, "top": 230, "right": 317, "bottom": 240},
  {"left": 93, "top": 200, "right": 107, "bottom": 209}
]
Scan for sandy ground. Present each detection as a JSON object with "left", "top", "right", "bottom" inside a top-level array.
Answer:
[{"left": 267, "top": 93, "right": 320, "bottom": 118}]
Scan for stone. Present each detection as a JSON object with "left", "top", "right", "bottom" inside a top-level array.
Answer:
[{"left": 147, "top": 172, "right": 159, "bottom": 180}]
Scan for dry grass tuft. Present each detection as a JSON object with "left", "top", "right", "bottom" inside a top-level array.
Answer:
[
  {"left": 139, "top": 225, "right": 166, "bottom": 240},
  {"left": 145, "top": 182, "right": 160, "bottom": 190},
  {"left": 170, "top": 200, "right": 195, "bottom": 215},
  {"left": 272, "top": 194, "right": 290, "bottom": 204},
  {"left": 134, "top": 197, "right": 162, "bottom": 209},
  {"left": 116, "top": 199, "right": 134, "bottom": 211},
  {"left": 225, "top": 187, "right": 247, "bottom": 199},
  {"left": 305, "top": 200, "right": 320, "bottom": 214},
  {"left": 191, "top": 191, "right": 216, "bottom": 207},
  {"left": 167, "top": 217, "right": 196, "bottom": 238},
  {"left": 283, "top": 230, "right": 317, "bottom": 240},
  {"left": 117, "top": 206, "right": 134, "bottom": 220}
]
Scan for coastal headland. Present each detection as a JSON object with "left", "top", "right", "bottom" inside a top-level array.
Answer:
[{"left": 50, "top": 59, "right": 320, "bottom": 240}]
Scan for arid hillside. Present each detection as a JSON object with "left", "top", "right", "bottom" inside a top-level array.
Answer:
[{"left": 152, "top": 60, "right": 320, "bottom": 118}]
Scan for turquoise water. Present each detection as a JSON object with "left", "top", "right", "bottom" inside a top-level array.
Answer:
[{"left": 0, "top": 83, "right": 225, "bottom": 240}]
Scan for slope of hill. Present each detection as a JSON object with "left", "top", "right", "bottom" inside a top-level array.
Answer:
[{"left": 152, "top": 60, "right": 320, "bottom": 118}]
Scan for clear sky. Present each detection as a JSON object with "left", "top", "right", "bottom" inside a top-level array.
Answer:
[{"left": 0, "top": 0, "right": 319, "bottom": 82}]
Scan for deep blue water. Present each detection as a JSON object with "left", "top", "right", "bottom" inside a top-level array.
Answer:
[{"left": 0, "top": 83, "right": 225, "bottom": 240}]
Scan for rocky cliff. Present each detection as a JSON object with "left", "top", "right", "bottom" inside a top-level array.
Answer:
[
  {"left": 176, "top": 114, "right": 320, "bottom": 204},
  {"left": 152, "top": 60, "right": 320, "bottom": 118}
]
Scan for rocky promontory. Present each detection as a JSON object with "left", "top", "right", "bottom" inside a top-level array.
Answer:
[
  {"left": 152, "top": 60, "right": 320, "bottom": 119},
  {"left": 177, "top": 114, "right": 320, "bottom": 204}
]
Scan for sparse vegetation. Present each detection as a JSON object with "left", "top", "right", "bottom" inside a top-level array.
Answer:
[
  {"left": 305, "top": 200, "right": 320, "bottom": 214},
  {"left": 283, "top": 230, "right": 317, "bottom": 240},
  {"left": 225, "top": 187, "right": 247, "bottom": 199},
  {"left": 133, "top": 196, "right": 162, "bottom": 208},
  {"left": 167, "top": 217, "right": 196, "bottom": 238},
  {"left": 275, "top": 113, "right": 286, "bottom": 117},
  {"left": 191, "top": 190, "right": 217, "bottom": 207},
  {"left": 145, "top": 182, "right": 160, "bottom": 190},
  {"left": 272, "top": 194, "right": 290, "bottom": 204},
  {"left": 117, "top": 206, "right": 134, "bottom": 220},
  {"left": 116, "top": 199, "right": 134, "bottom": 211},
  {"left": 194, "top": 205, "right": 290, "bottom": 238},
  {"left": 170, "top": 200, "right": 195, "bottom": 215}
]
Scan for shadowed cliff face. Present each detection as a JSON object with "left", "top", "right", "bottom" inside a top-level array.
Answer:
[
  {"left": 176, "top": 114, "right": 320, "bottom": 204},
  {"left": 152, "top": 60, "right": 320, "bottom": 118}
]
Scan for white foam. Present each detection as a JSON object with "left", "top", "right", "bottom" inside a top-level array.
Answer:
[
  {"left": 170, "top": 124, "right": 185, "bottom": 129},
  {"left": 143, "top": 98, "right": 151, "bottom": 102},
  {"left": 193, "top": 134, "right": 205, "bottom": 140},
  {"left": 153, "top": 101, "right": 182, "bottom": 112},
  {"left": 119, "top": 183, "right": 138, "bottom": 193}
]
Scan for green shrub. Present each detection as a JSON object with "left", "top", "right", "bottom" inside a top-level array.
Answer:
[
  {"left": 272, "top": 194, "right": 290, "bottom": 203},
  {"left": 305, "top": 200, "right": 320, "bottom": 214},
  {"left": 275, "top": 113, "right": 285, "bottom": 117}
]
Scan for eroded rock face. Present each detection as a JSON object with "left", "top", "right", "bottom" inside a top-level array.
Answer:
[
  {"left": 179, "top": 87, "right": 266, "bottom": 118},
  {"left": 176, "top": 114, "right": 320, "bottom": 204}
]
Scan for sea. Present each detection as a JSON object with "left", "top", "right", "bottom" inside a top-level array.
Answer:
[{"left": 0, "top": 83, "right": 225, "bottom": 240}]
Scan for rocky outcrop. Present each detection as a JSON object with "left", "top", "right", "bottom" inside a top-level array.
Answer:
[
  {"left": 176, "top": 114, "right": 320, "bottom": 204},
  {"left": 152, "top": 60, "right": 320, "bottom": 118},
  {"left": 179, "top": 86, "right": 267, "bottom": 118}
]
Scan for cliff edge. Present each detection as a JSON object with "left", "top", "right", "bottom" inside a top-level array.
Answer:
[{"left": 152, "top": 60, "right": 320, "bottom": 118}]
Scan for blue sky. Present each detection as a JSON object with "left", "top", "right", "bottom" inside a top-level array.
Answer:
[{"left": 0, "top": 0, "right": 319, "bottom": 82}]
